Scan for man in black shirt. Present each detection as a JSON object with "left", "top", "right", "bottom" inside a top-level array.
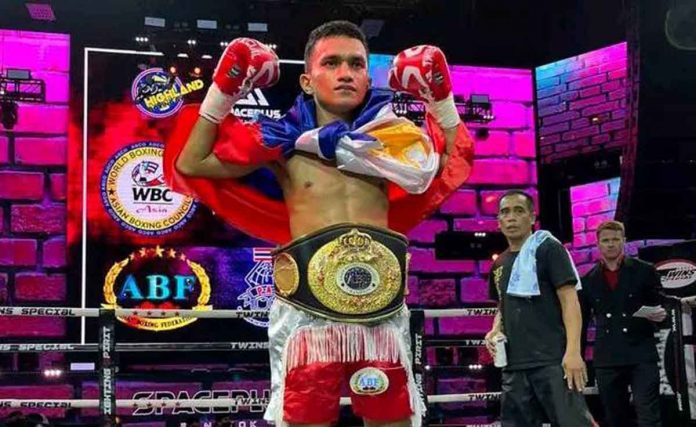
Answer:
[
  {"left": 580, "top": 220, "right": 665, "bottom": 427},
  {"left": 485, "top": 190, "right": 593, "bottom": 426}
]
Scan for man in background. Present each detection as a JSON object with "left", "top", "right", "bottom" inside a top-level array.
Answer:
[
  {"left": 485, "top": 190, "right": 593, "bottom": 426},
  {"left": 580, "top": 220, "right": 666, "bottom": 427}
]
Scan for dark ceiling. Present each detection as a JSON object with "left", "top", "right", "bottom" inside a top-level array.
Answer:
[{"left": 1, "top": 0, "right": 627, "bottom": 69}]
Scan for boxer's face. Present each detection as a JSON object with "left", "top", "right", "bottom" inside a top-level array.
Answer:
[
  {"left": 300, "top": 36, "right": 369, "bottom": 121},
  {"left": 598, "top": 229, "right": 625, "bottom": 261},
  {"left": 497, "top": 194, "right": 535, "bottom": 242}
]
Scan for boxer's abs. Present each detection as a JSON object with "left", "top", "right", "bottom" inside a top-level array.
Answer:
[{"left": 278, "top": 153, "right": 389, "bottom": 238}]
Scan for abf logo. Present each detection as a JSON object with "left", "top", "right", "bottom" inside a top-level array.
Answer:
[
  {"left": 233, "top": 88, "right": 282, "bottom": 120},
  {"left": 349, "top": 367, "right": 390, "bottom": 396},
  {"left": 131, "top": 68, "right": 204, "bottom": 118},
  {"left": 101, "top": 141, "right": 197, "bottom": 236},
  {"left": 238, "top": 248, "right": 275, "bottom": 328},
  {"left": 103, "top": 246, "right": 212, "bottom": 331}
]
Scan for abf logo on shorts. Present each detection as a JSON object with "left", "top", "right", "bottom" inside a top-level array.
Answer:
[
  {"left": 101, "top": 141, "right": 196, "bottom": 236},
  {"left": 349, "top": 367, "right": 390, "bottom": 395},
  {"left": 131, "top": 68, "right": 204, "bottom": 118}
]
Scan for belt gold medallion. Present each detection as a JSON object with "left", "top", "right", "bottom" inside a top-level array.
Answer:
[{"left": 306, "top": 228, "right": 402, "bottom": 315}]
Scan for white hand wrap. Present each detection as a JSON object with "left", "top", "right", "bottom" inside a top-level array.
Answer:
[
  {"left": 199, "top": 83, "right": 239, "bottom": 124},
  {"left": 428, "top": 93, "right": 460, "bottom": 129}
]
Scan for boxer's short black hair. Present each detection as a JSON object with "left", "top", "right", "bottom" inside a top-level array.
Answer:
[{"left": 304, "top": 20, "right": 369, "bottom": 70}]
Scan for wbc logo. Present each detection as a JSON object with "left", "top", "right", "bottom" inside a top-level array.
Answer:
[{"left": 100, "top": 141, "right": 197, "bottom": 236}]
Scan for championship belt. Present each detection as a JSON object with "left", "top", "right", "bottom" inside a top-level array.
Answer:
[{"left": 272, "top": 223, "right": 408, "bottom": 323}]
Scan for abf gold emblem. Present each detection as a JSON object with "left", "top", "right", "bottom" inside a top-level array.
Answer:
[
  {"left": 102, "top": 246, "right": 212, "bottom": 331},
  {"left": 307, "top": 229, "right": 401, "bottom": 315}
]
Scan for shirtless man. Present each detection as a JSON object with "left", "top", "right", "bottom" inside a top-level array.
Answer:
[{"left": 165, "top": 20, "right": 474, "bottom": 427}]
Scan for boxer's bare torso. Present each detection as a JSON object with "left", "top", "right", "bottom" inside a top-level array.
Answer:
[{"left": 272, "top": 153, "right": 388, "bottom": 238}]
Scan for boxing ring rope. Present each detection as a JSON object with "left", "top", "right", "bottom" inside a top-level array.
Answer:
[
  {"left": 0, "top": 306, "right": 495, "bottom": 319},
  {"left": 0, "top": 342, "right": 268, "bottom": 352},
  {"left": 424, "top": 308, "right": 497, "bottom": 318},
  {"left": 0, "top": 303, "right": 687, "bottom": 423},
  {"left": 0, "top": 393, "right": 503, "bottom": 410},
  {"left": 0, "top": 305, "right": 504, "bottom": 423},
  {"left": 0, "top": 307, "right": 268, "bottom": 319}
]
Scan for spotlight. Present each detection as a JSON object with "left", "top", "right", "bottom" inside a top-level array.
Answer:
[
  {"left": 492, "top": 253, "right": 499, "bottom": 261},
  {"left": 201, "top": 54, "right": 213, "bottom": 60},
  {"left": 177, "top": 53, "right": 189, "bottom": 58},
  {"left": 135, "top": 36, "right": 149, "bottom": 43},
  {"left": 0, "top": 68, "right": 45, "bottom": 130},
  {"left": 169, "top": 66, "right": 177, "bottom": 74},
  {"left": 265, "top": 43, "right": 277, "bottom": 50},
  {"left": 187, "top": 39, "right": 197, "bottom": 46},
  {"left": 42, "top": 368, "right": 63, "bottom": 378},
  {"left": 193, "top": 67, "right": 201, "bottom": 75},
  {"left": 220, "top": 41, "right": 230, "bottom": 47},
  {"left": 424, "top": 365, "right": 431, "bottom": 371}
]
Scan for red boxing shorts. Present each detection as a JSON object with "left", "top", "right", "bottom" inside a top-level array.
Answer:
[
  {"left": 264, "top": 300, "right": 425, "bottom": 426},
  {"left": 283, "top": 360, "right": 412, "bottom": 424}
]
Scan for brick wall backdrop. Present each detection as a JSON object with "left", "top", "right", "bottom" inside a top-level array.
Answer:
[
  {"left": 535, "top": 42, "right": 628, "bottom": 164},
  {"left": 0, "top": 30, "right": 70, "bottom": 345},
  {"left": 0, "top": 29, "right": 71, "bottom": 418},
  {"left": 405, "top": 65, "right": 536, "bottom": 414},
  {"left": 569, "top": 177, "right": 682, "bottom": 275}
]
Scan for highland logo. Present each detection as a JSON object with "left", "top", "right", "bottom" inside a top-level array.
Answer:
[{"left": 131, "top": 68, "right": 204, "bottom": 118}]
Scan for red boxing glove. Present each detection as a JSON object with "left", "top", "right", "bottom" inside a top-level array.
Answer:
[
  {"left": 200, "top": 38, "right": 280, "bottom": 124},
  {"left": 388, "top": 45, "right": 460, "bottom": 129}
]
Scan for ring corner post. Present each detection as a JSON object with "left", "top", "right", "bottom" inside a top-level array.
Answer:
[
  {"left": 409, "top": 308, "right": 429, "bottom": 425},
  {"left": 98, "top": 308, "right": 117, "bottom": 426}
]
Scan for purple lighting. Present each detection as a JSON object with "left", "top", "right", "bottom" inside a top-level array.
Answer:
[{"left": 25, "top": 3, "right": 56, "bottom": 21}]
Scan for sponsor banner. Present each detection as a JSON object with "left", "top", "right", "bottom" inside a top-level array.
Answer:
[
  {"left": 657, "top": 259, "right": 696, "bottom": 289},
  {"left": 77, "top": 50, "right": 306, "bottom": 344},
  {"left": 0, "top": 307, "right": 79, "bottom": 316},
  {"left": 131, "top": 68, "right": 204, "bottom": 119},
  {"left": 100, "top": 141, "right": 197, "bottom": 236},
  {"left": 130, "top": 389, "right": 271, "bottom": 416}
]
